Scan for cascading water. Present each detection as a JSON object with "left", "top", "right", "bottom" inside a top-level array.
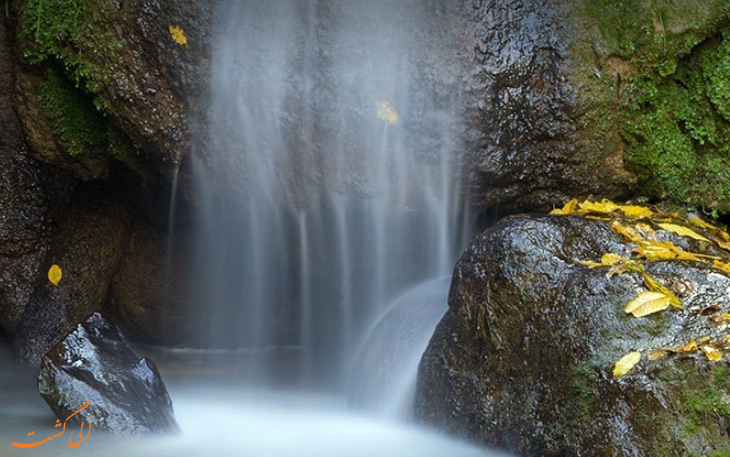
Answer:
[{"left": 189, "top": 0, "right": 474, "bottom": 391}]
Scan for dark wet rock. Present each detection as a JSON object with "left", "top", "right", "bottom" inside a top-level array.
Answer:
[
  {"left": 14, "top": 185, "right": 130, "bottom": 366},
  {"left": 0, "top": 15, "right": 75, "bottom": 335},
  {"left": 461, "top": 0, "right": 635, "bottom": 212},
  {"left": 415, "top": 214, "right": 730, "bottom": 456},
  {"left": 38, "top": 312, "right": 178, "bottom": 435},
  {"left": 108, "top": 220, "right": 194, "bottom": 345}
]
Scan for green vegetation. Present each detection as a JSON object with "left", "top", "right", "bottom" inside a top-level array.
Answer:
[
  {"left": 20, "top": 0, "right": 143, "bottom": 171},
  {"left": 574, "top": 0, "right": 730, "bottom": 213}
]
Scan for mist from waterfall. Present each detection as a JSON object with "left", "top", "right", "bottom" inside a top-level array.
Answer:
[{"left": 189, "top": 0, "right": 473, "bottom": 390}]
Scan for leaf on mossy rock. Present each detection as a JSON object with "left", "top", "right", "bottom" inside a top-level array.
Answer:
[
  {"left": 656, "top": 223, "right": 710, "bottom": 242},
  {"left": 625, "top": 291, "right": 673, "bottom": 317},
  {"left": 701, "top": 345, "right": 722, "bottom": 361},
  {"left": 613, "top": 351, "right": 642, "bottom": 378},
  {"left": 48, "top": 264, "right": 62, "bottom": 286},
  {"left": 641, "top": 273, "right": 682, "bottom": 309}
]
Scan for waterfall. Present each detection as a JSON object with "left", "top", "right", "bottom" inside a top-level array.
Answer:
[{"left": 189, "top": 0, "right": 473, "bottom": 388}]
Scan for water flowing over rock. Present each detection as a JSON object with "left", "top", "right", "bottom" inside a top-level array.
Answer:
[
  {"left": 38, "top": 312, "right": 178, "bottom": 435},
  {"left": 415, "top": 214, "right": 730, "bottom": 456},
  {"left": 14, "top": 185, "right": 130, "bottom": 366}
]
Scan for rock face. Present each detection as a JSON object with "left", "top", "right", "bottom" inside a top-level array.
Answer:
[
  {"left": 14, "top": 185, "right": 130, "bottom": 365},
  {"left": 415, "top": 213, "right": 730, "bottom": 456},
  {"left": 0, "top": 13, "right": 75, "bottom": 336},
  {"left": 38, "top": 312, "right": 178, "bottom": 435},
  {"left": 107, "top": 220, "right": 193, "bottom": 344}
]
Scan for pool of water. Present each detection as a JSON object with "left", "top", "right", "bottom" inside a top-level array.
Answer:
[{"left": 0, "top": 344, "right": 510, "bottom": 457}]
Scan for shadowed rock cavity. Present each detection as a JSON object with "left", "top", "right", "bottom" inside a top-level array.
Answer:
[{"left": 38, "top": 312, "right": 178, "bottom": 435}]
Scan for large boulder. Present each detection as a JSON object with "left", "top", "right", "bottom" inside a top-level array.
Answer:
[
  {"left": 38, "top": 312, "right": 178, "bottom": 435},
  {"left": 415, "top": 209, "right": 730, "bottom": 456},
  {"left": 13, "top": 184, "right": 130, "bottom": 365}
]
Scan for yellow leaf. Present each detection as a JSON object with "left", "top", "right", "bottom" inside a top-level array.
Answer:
[
  {"left": 579, "top": 260, "right": 603, "bottom": 268},
  {"left": 657, "top": 223, "right": 710, "bottom": 242},
  {"left": 647, "top": 349, "right": 668, "bottom": 361},
  {"left": 680, "top": 339, "right": 698, "bottom": 352},
  {"left": 377, "top": 101, "right": 399, "bottom": 125},
  {"left": 601, "top": 253, "right": 624, "bottom": 265},
  {"left": 618, "top": 205, "right": 653, "bottom": 219},
  {"left": 635, "top": 222, "right": 656, "bottom": 238},
  {"left": 641, "top": 273, "right": 682, "bottom": 309},
  {"left": 48, "top": 264, "right": 62, "bottom": 286},
  {"left": 612, "top": 220, "right": 643, "bottom": 243},
  {"left": 550, "top": 198, "right": 579, "bottom": 215},
  {"left": 713, "top": 260, "right": 730, "bottom": 275},
  {"left": 688, "top": 217, "right": 717, "bottom": 231},
  {"left": 714, "top": 238, "right": 730, "bottom": 253},
  {"left": 634, "top": 240, "right": 701, "bottom": 262},
  {"left": 169, "top": 25, "right": 188, "bottom": 45},
  {"left": 624, "top": 291, "right": 672, "bottom": 317},
  {"left": 606, "top": 261, "right": 644, "bottom": 278},
  {"left": 613, "top": 351, "right": 642, "bottom": 378},
  {"left": 577, "top": 199, "right": 619, "bottom": 215},
  {"left": 701, "top": 345, "right": 722, "bottom": 361}
]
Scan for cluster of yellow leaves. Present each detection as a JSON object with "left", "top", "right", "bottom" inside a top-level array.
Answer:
[
  {"left": 48, "top": 264, "right": 62, "bottom": 286},
  {"left": 551, "top": 198, "right": 653, "bottom": 219},
  {"left": 169, "top": 25, "right": 188, "bottom": 45},
  {"left": 552, "top": 199, "right": 730, "bottom": 378},
  {"left": 377, "top": 101, "right": 399, "bottom": 125}
]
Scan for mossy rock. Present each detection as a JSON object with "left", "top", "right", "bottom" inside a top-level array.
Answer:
[{"left": 416, "top": 207, "right": 730, "bottom": 456}]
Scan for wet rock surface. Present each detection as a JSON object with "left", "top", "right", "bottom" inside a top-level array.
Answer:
[
  {"left": 0, "top": 14, "right": 75, "bottom": 335},
  {"left": 38, "top": 312, "right": 178, "bottom": 435},
  {"left": 415, "top": 214, "right": 730, "bottom": 456},
  {"left": 14, "top": 185, "right": 130, "bottom": 366}
]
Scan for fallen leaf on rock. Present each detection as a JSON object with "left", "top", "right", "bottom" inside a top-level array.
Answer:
[
  {"left": 634, "top": 240, "right": 702, "bottom": 262},
  {"left": 635, "top": 223, "right": 656, "bottom": 238},
  {"left": 625, "top": 291, "right": 673, "bottom": 317},
  {"left": 606, "top": 261, "right": 644, "bottom": 278},
  {"left": 48, "top": 264, "right": 62, "bottom": 286},
  {"left": 612, "top": 220, "right": 643, "bottom": 244},
  {"left": 550, "top": 198, "right": 579, "bottom": 215},
  {"left": 613, "top": 351, "right": 642, "bottom": 378},
  {"left": 689, "top": 217, "right": 718, "bottom": 231},
  {"left": 713, "top": 260, "right": 730, "bottom": 275},
  {"left": 169, "top": 25, "right": 188, "bottom": 45},
  {"left": 647, "top": 349, "right": 668, "bottom": 361},
  {"left": 578, "top": 199, "right": 619, "bottom": 215},
  {"left": 680, "top": 339, "right": 698, "bottom": 352},
  {"left": 657, "top": 223, "right": 710, "bottom": 242},
  {"left": 641, "top": 273, "right": 682, "bottom": 309},
  {"left": 619, "top": 205, "right": 653, "bottom": 219},
  {"left": 701, "top": 345, "right": 722, "bottom": 361}
]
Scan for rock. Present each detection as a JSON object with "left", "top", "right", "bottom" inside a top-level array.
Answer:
[
  {"left": 38, "top": 312, "right": 178, "bottom": 435},
  {"left": 415, "top": 213, "right": 730, "bottom": 456},
  {"left": 13, "top": 184, "right": 130, "bottom": 365},
  {"left": 0, "top": 13, "right": 75, "bottom": 335},
  {"left": 107, "top": 220, "right": 193, "bottom": 345}
]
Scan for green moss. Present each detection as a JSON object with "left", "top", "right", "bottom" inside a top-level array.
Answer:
[
  {"left": 573, "top": 0, "right": 730, "bottom": 213},
  {"left": 571, "top": 361, "right": 599, "bottom": 416},
  {"left": 39, "top": 68, "right": 106, "bottom": 156}
]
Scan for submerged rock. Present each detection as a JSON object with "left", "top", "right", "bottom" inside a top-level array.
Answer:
[
  {"left": 415, "top": 213, "right": 730, "bottom": 456},
  {"left": 38, "top": 312, "right": 178, "bottom": 435}
]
